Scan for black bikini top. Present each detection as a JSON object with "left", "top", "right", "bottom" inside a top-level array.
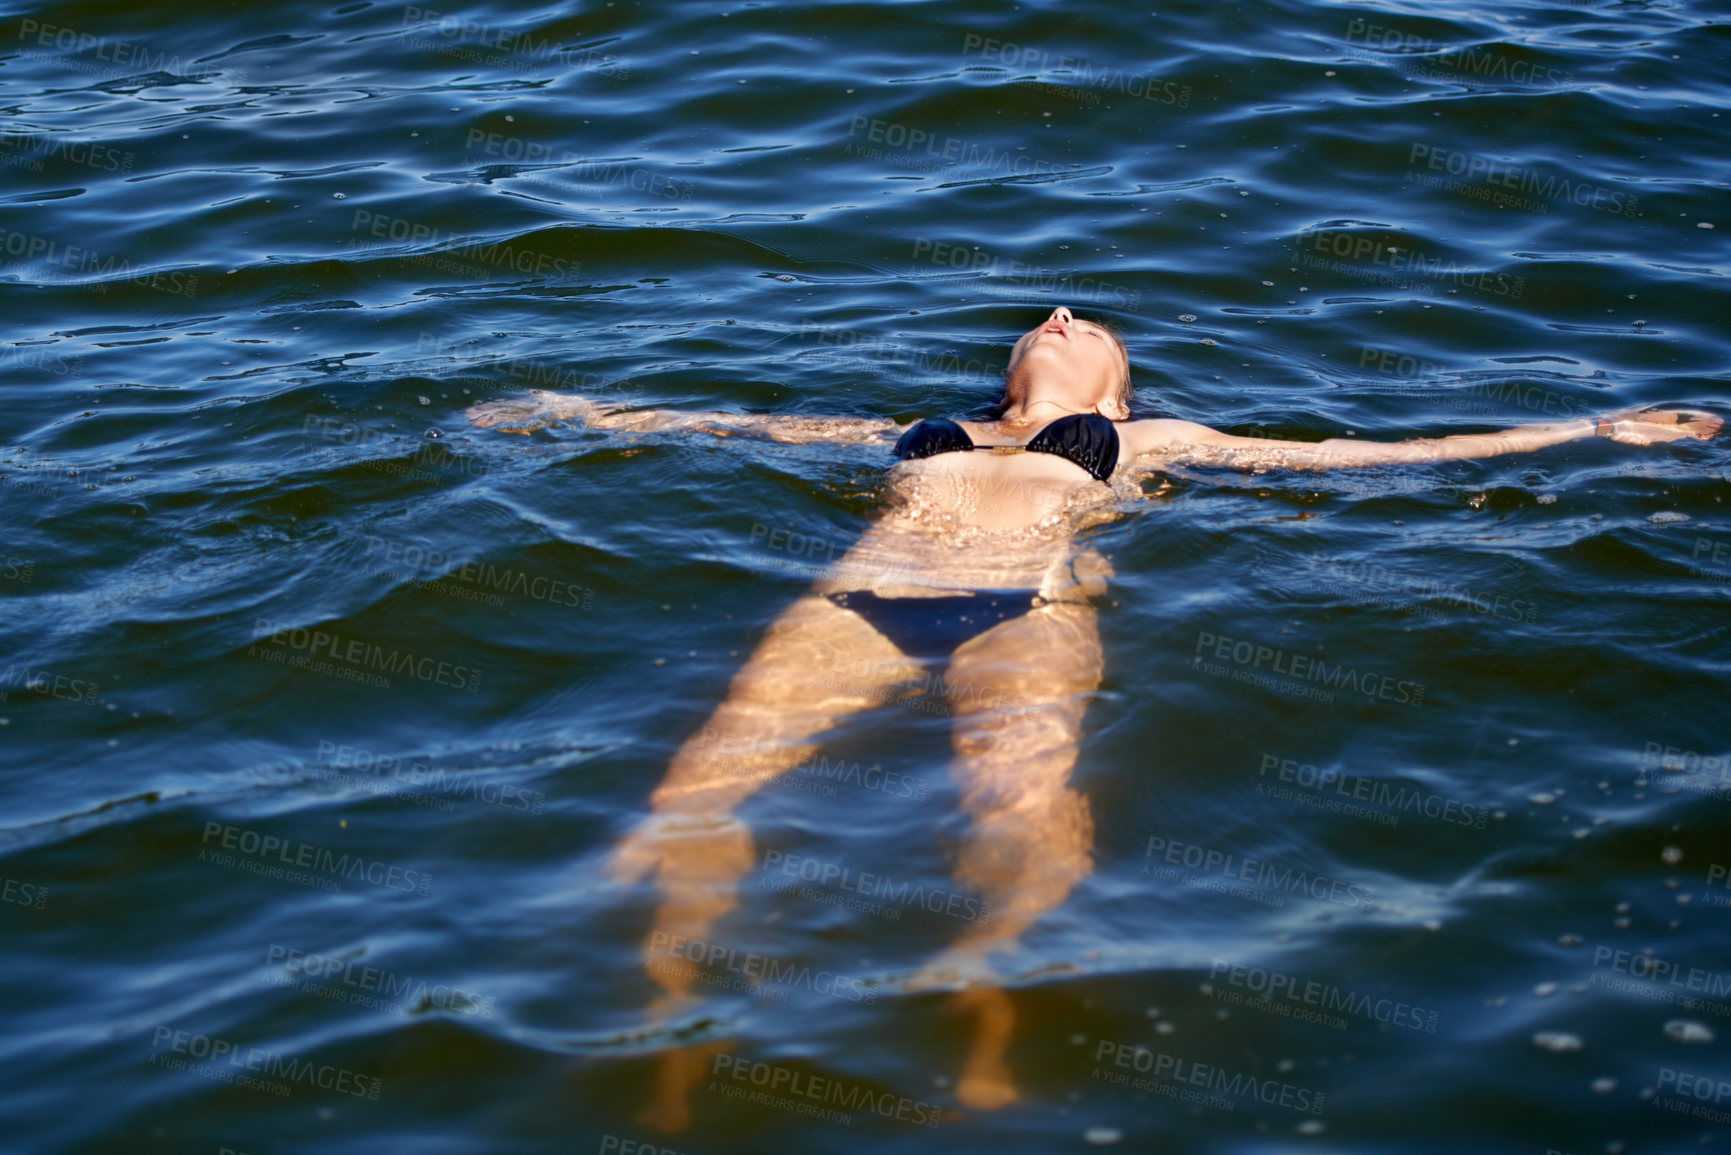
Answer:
[{"left": 892, "top": 413, "right": 1120, "bottom": 483}]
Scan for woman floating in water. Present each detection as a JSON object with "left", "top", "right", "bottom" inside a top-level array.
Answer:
[{"left": 469, "top": 306, "right": 1717, "bottom": 1127}]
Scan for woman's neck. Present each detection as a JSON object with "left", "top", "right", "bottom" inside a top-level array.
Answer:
[{"left": 999, "top": 398, "right": 1088, "bottom": 428}]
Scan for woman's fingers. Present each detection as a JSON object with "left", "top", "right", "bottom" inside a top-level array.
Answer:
[
  {"left": 1605, "top": 407, "right": 1723, "bottom": 445},
  {"left": 465, "top": 400, "right": 515, "bottom": 426},
  {"left": 467, "top": 392, "right": 599, "bottom": 433},
  {"left": 533, "top": 390, "right": 600, "bottom": 424},
  {"left": 464, "top": 399, "right": 546, "bottom": 433},
  {"left": 1672, "top": 409, "right": 1724, "bottom": 440}
]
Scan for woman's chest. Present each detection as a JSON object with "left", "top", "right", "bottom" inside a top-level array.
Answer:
[{"left": 891, "top": 451, "right": 1096, "bottom": 522}]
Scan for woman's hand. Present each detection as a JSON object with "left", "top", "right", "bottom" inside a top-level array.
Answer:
[
  {"left": 464, "top": 390, "right": 600, "bottom": 433},
  {"left": 463, "top": 398, "right": 543, "bottom": 433},
  {"left": 1604, "top": 407, "right": 1723, "bottom": 446}
]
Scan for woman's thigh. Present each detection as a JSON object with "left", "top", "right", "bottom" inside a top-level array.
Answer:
[
  {"left": 652, "top": 594, "right": 923, "bottom": 807},
  {"left": 719, "top": 593, "right": 924, "bottom": 714},
  {"left": 941, "top": 601, "right": 1104, "bottom": 796}
]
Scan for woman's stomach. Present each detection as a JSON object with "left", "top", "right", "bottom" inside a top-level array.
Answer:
[{"left": 807, "top": 519, "right": 1112, "bottom": 599}]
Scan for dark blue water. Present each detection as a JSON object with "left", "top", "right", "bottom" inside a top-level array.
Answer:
[{"left": 3, "top": 0, "right": 1729, "bottom": 1152}]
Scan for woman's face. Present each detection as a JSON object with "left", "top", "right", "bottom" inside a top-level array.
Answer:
[{"left": 1004, "top": 306, "right": 1124, "bottom": 414}]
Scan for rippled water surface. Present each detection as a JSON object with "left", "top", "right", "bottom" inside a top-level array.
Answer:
[{"left": 3, "top": 0, "right": 1730, "bottom": 1151}]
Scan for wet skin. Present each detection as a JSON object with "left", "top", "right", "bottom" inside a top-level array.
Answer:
[{"left": 469, "top": 306, "right": 1719, "bottom": 1125}]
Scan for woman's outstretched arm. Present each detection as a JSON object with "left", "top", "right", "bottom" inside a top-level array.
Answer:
[
  {"left": 465, "top": 389, "right": 902, "bottom": 446},
  {"left": 1121, "top": 406, "right": 1721, "bottom": 472}
]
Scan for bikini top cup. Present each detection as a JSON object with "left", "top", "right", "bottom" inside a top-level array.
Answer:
[{"left": 892, "top": 414, "right": 1121, "bottom": 483}]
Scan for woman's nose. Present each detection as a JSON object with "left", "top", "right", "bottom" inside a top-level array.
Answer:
[{"left": 1051, "top": 306, "right": 1072, "bottom": 324}]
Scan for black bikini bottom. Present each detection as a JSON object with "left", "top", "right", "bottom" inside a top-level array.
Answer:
[{"left": 825, "top": 589, "right": 1043, "bottom": 664}]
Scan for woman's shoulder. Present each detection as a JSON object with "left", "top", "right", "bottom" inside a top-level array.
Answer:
[{"left": 1117, "top": 417, "right": 1244, "bottom": 458}]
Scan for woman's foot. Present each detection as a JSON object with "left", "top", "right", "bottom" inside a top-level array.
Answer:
[
  {"left": 952, "top": 986, "right": 1019, "bottom": 1110},
  {"left": 635, "top": 1041, "right": 732, "bottom": 1134}
]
